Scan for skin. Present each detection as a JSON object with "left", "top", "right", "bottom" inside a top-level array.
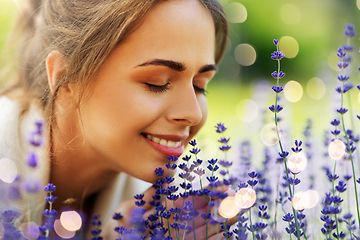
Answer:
[{"left": 46, "top": 0, "right": 230, "bottom": 238}]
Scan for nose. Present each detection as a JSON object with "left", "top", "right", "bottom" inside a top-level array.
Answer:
[{"left": 167, "top": 85, "right": 203, "bottom": 126}]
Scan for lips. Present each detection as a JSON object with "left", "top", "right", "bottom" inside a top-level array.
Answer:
[
  {"left": 142, "top": 133, "right": 187, "bottom": 157},
  {"left": 145, "top": 134, "right": 182, "bottom": 148}
]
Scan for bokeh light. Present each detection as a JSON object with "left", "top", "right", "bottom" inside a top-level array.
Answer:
[
  {"left": 292, "top": 190, "right": 319, "bottom": 210},
  {"left": 306, "top": 77, "right": 326, "bottom": 100},
  {"left": 0, "top": 158, "right": 17, "bottom": 183},
  {"left": 20, "top": 222, "right": 39, "bottom": 240},
  {"left": 225, "top": 3, "right": 247, "bottom": 23},
  {"left": 358, "top": 92, "right": 360, "bottom": 104},
  {"left": 284, "top": 80, "right": 303, "bottom": 102},
  {"left": 234, "top": 44, "right": 256, "bottom": 66},
  {"left": 357, "top": 0, "right": 360, "bottom": 9},
  {"left": 54, "top": 219, "right": 76, "bottom": 239},
  {"left": 328, "top": 139, "right": 346, "bottom": 160},
  {"left": 219, "top": 196, "right": 241, "bottom": 218},
  {"left": 287, "top": 152, "right": 307, "bottom": 174},
  {"left": 279, "top": 36, "right": 299, "bottom": 58},
  {"left": 236, "top": 99, "right": 258, "bottom": 123},
  {"left": 292, "top": 191, "right": 308, "bottom": 211},
  {"left": 305, "top": 190, "right": 319, "bottom": 209},
  {"left": 235, "top": 187, "right": 256, "bottom": 209},
  {"left": 60, "top": 210, "right": 82, "bottom": 232},
  {"left": 280, "top": 4, "right": 301, "bottom": 25},
  {"left": 260, "top": 123, "right": 280, "bottom": 146}
]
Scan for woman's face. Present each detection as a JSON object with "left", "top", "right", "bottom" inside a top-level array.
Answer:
[{"left": 79, "top": 0, "right": 216, "bottom": 182}]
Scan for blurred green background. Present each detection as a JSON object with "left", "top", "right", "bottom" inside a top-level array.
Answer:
[{"left": 0, "top": 0, "right": 360, "bottom": 163}]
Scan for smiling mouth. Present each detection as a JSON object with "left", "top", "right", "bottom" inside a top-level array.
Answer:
[{"left": 144, "top": 134, "right": 182, "bottom": 148}]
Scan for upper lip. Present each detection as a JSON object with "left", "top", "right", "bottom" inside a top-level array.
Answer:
[{"left": 142, "top": 133, "right": 189, "bottom": 142}]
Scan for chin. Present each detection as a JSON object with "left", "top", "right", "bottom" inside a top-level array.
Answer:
[{"left": 131, "top": 162, "right": 173, "bottom": 184}]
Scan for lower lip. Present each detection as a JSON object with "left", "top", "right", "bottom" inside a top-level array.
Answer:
[{"left": 143, "top": 136, "right": 184, "bottom": 157}]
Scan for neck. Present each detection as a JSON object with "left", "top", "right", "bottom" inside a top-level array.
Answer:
[{"left": 49, "top": 108, "right": 119, "bottom": 212}]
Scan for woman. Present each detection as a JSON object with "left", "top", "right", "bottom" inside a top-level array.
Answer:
[{"left": 0, "top": 0, "right": 228, "bottom": 238}]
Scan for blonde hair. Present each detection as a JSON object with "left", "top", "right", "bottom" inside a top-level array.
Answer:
[{"left": 3, "top": 0, "right": 228, "bottom": 148}]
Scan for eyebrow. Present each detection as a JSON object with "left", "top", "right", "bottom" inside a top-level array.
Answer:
[{"left": 136, "top": 58, "right": 217, "bottom": 73}]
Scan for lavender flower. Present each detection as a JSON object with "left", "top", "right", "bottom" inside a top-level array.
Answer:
[{"left": 271, "top": 51, "right": 285, "bottom": 60}]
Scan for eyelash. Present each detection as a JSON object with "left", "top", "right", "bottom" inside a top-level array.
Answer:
[
  {"left": 146, "top": 83, "right": 207, "bottom": 96},
  {"left": 194, "top": 86, "right": 207, "bottom": 96},
  {"left": 146, "top": 83, "right": 170, "bottom": 93}
]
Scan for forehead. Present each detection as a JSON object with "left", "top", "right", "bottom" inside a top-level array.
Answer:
[{"left": 109, "top": 0, "right": 216, "bottom": 70}]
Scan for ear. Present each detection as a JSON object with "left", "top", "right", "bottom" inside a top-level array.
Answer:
[
  {"left": 46, "top": 50, "right": 66, "bottom": 93},
  {"left": 46, "top": 51, "right": 76, "bottom": 108}
]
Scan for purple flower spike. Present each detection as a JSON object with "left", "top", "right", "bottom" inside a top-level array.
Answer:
[
  {"left": 271, "top": 71, "right": 285, "bottom": 79},
  {"left": 337, "top": 62, "right": 349, "bottom": 69},
  {"left": 279, "top": 151, "right": 289, "bottom": 158},
  {"left": 272, "top": 86, "right": 283, "bottom": 93},
  {"left": 189, "top": 139, "right": 197, "bottom": 147},
  {"left": 218, "top": 137, "right": 230, "bottom": 144},
  {"left": 215, "top": 123, "right": 227, "bottom": 133},
  {"left": 271, "top": 71, "right": 277, "bottom": 78},
  {"left": 337, "top": 108, "right": 348, "bottom": 115},
  {"left": 357, "top": 115, "right": 360, "bottom": 120},
  {"left": 295, "top": 140, "right": 302, "bottom": 147},
  {"left": 337, "top": 48, "right": 346, "bottom": 58},
  {"left": 344, "top": 24, "right": 355, "bottom": 37},
  {"left": 248, "top": 171, "right": 258, "bottom": 178},
  {"left": 337, "top": 75, "right": 349, "bottom": 81},
  {"left": 273, "top": 39, "right": 279, "bottom": 45},
  {"left": 155, "top": 168, "right": 164, "bottom": 177},
  {"left": 331, "top": 119, "right": 340, "bottom": 126},
  {"left": 343, "top": 45, "right": 354, "bottom": 51},
  {"left": 43, "top": 209, "right": 57, "bottom": 217},
  {"left": 28, "top": 132, "right": 43, "bottom": 147},
  {"left": 45, "top": 195, "right": 57, "bottom": 203},
  {"left": 219, "top": 145, "right": 231, "bottom": 152},
  {"left": 44, "top": 183, "right": 56, "bottom": 192},
  {"left": 167, "top": 155, "right": 178, "bottom": 162},
  {"left": 112, "top": 212, "right": 123, "bottom": 220},
  {"left": 336, "top": 87, "right": 349, "bottom": 94},
  {"left": 27, "top": 152, "right": 37, "bottom": 168},
  {"left": 271, "top": 51, "right": 285, "bottom": 60},
  {"left": 269, "top": 104, "right": 283, "bottom": 113}
]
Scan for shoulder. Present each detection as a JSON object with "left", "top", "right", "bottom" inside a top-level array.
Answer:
[{"left": 0, "top": 95, "right": 44, "bottom": 159}]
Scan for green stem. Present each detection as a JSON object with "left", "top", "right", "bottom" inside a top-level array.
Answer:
[
  {"left": 274, "top": 162, "right": 281, "bottom": 234},
  {"left": 273, "top": 50, "right": 301, "bottom": 240},
  {"left": 182, "top": 222, "right": 188, "bottom": 240},
  {"left": 248, "top": 208, "right": 255, "bottom": 240},
  {"left": 45, "top": 193, "right": 53, "bottom": 238},
  {"left": 332, "top": 161, "right": 340, "bottom": 239},
  {"left": 340, "top": 80, "right": 360, "bottom": 228}
]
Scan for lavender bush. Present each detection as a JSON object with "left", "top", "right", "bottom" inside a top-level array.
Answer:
[{"left": 2, "top": 23, "right": 360, "bottom": 240}]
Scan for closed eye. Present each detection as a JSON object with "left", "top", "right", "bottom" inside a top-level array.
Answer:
[
  {"left": 145, "top": 82, "right": 170, "bottom": 93},
  {"left": 194, "top": 86, "right": 207, "bottom": 96}
]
